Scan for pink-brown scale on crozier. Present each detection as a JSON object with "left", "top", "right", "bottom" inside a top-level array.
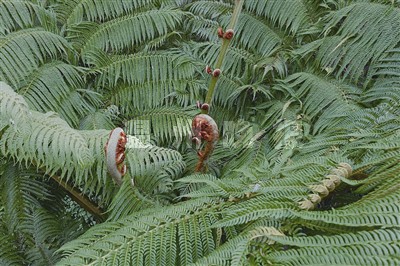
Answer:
[
  {"left": 217, "top": 27, "right": 224, "bottom": 38},
  {"left": 223, "top": 29, "right": 234, "bottom": 40},
  {"left": 192, "top": 114, "right": 219, "bottom": 172},
  {"left": 200, "top": 103, "right": 209, "bottom": 112},
  {"left": 212, "top": 69, "right": 221, "bottom": 77},
  {"left": 205, "top": 65, "right": 212, "bottom": 75},
  {"left": 105, "top": 127, "right": 128, "bottom": 186}
]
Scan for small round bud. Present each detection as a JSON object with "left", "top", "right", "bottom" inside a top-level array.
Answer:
[
  {"left": 224, "top": 29, "right": 234, "bottom": 39},
  {"left": 205, "top": 65, "right": 212, "bottom": 74},
  {"left": 212, "top": 69, "right": 221, "bottom": 77},
  {"left": 200, "top": 103, "right": 209, "bottom": 111},
  {"left": 217, "top": 27, "right": 224, "bottom": 38},
  {"left": 192, "top": 137, "right": 201, "bottom": 146}
]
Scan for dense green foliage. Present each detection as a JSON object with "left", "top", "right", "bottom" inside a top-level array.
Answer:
[{"left": 0, "top": 0, "right": 400, "bottom": 265}]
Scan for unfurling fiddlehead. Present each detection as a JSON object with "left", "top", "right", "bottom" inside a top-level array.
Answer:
[
  {"left": 192, "top": 114, "right": 219, "bottom": 172},
  {"left": 191, "top": 0, "right": 244, "bottom": 172},
  {"left": 105, "top": 127, "right": 127, "bottom": 185}
]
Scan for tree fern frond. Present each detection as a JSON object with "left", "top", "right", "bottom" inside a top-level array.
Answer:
[
  {"left": 79, "top": 110, "right": 115, "bottom": 130},
  {"left": 57, "top": 198, "right": 225, "bottom": 265},
  {"left": 125, "top": 135, "right": 185, "bottom": 194},
  {"left": 363, "top": 49, "right": 400, "bottom": 103},
  {"left": 0, "top": 28, "right": 69, "bottom": 87},
  {"left": 54, "top": 0, "right": 157, "bottom": 25},
  {"left": 0, "top": 81, "right": 30, "bottom": 125},
  {"left": 267, "top": 234, "right": 400, "bottom": 265},
  {"left": 278, "top": 72, "right": 361, "bottom": 133},
  {"left": 88, "top": 51, "right": 196, "bottom": 87},
  {"left": 230, "top": 12, "right": 282, "bottom": 57},
  {"left": 188, "top": 1, "right": 232, "bottom": 19},
  {"left": 109, "top": 78, "right": 204, "bottom": 114},
  {"left": 130, "top": 106, "right": 196, "bottom": 143},
  {"left": 319, "top": 3, "right": 400, "bottom": 82},
  {"left": 20, "top": 208, "right": 63, "bottom": 265},
  {"left": 0, "top": 0, "right": 57, "bottom": 33},
  {"left": 107, "top": 179, "right": 157, "bottom": 221},
  {"left": 78, "top": 9, "right": 185, "bottom": 54},
  {"left": 183, "top": 41, "right": 255, "bottom": 78},
  {"left": 18, "top": 61, "right": 90, "bottom": 127},
  {"left": 243, "top": 0, "right": 312, "bottom": 34}
]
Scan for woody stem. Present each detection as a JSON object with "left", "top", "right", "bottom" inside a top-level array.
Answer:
[{"left": 202, "top": 0, "right": 244, "bottom": 113}]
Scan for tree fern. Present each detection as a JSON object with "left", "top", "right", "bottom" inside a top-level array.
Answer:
[{"left": 1, "top": 0, "right": 400, "bottom": 265}]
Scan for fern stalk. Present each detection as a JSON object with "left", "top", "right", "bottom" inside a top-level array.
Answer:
[
  {"left": 202, "top": 0, "right": 244, "bottom": 111},
  {"left": 51, "top": 175, "right": 106, "bottom": 222}
]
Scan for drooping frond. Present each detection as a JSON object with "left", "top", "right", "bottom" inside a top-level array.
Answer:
[
  {"left": 109, "top": 78, "right": 204, "bottom": 114},
  {"left": 57, "top": 198, "right": 227, "bottom": 266},
  {"left": 126, "top": 136, "right": 185, "bottom": 194},
  {"left": 0, "top": 28, "right": 69, "bottom": 87},
  {"left": 18, "top": 61, "right": 91, "bottom": 127},
  {"left": 75, "top": 8, "right": 185, "bottom": 54},
  {"left": 243, "top": 0, "right": 312, "bottom": 34},
  {"left": 265, "top": 228, "right": 400, "bottom": 265},
  {"left": 276, "top": 72, "right": 361, "bottom": 133},
  {"left": 130, "top": 106, "right": 196, "bottom": 143},
  {"left": 87, "top": 51, "right": 196, "bottom": 87},
  {"left": 0, "top": 0, "right": 57, "bottom": 33},
  {"left": 54, "top": 0, "right": 157, "bottom": 25},
  {"left": 318, "top": 2, "right": 400, "bottom": 82}
]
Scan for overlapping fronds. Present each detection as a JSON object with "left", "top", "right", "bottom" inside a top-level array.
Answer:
[
  {"left": 54, "top": 0, "right": 157, "bottom": 25},
  {"left": 0, "top": 28, "right": 69, "bottom": 87},
  {"left": 57, "top": 198, "right": 226, "bottom": 266},
  {"left": 265, "top": 228, "right": 400, "bottom": 265},
  {"left": 1, "top": 0, "right": 400, "bottom": 265},
  {"left": 76, "top": 9, "right": 185, "bottom": 54},
  {"left": 243, "top": 0, "right": 311, "bottom": 34},
  {"left": 318, "top": 2, "right": 400, "bottom": 82},
  {"left": 18, "top": 61, "right": 90, "bottom": 126},
  {"left": 0, "top": 0, "right": 57, "bottom": 33},
  {"left": 88, "top": 51, "right": 196, "bottom": 86}
]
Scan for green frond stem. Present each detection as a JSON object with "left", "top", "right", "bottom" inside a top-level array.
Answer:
[
  {"left": 51, "top": 175, "right": 106, "bottom": 223},
  {"left": 202, "top": 0, "right": 244, "bottom": 111}
]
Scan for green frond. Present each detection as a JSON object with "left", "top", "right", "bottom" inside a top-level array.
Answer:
[
  {"left": 107, "top": 180, "right": 157, "bottom": 221},
  {"left": 319, "top": 3, "right": 400, "bottom": 82},
  {"left": 20, "top": 208, "right": 63, "bottom": 265},
  {"left": 363, "top": 48, "right": 400, "bottom": 103},
  {"left": 109, "top": 78, "right": 204, "bottom": 114},
  {"left": 130, "top": 106, "right": 196, "bottom": 143},
  {"left": 231, "top": 12, "right": 282, "bottom": 57},
  {"left": 78, "top": 9, "right": 185, "bottom": 54},
  {"left": 54, "top": 0, "right": 157, "bottom": 25},
  {"left": 243, "top": 0, "right": 312, "bottom": 34},
  {"left": 18, "top": 61, "right": 90, "bottom": 127},
  {"left": 57, "top": 198, "right": 225, "bottom": 265},
  {"left": 0, "top": 0, "right": 57, "bottom": 33},
  {"left": 125, "top": 135, "right": 185, "bottom": 194},
  {"left": 79, "top": 110, "right": 115, "bottom": 130},
  {"left": 266, "top": 229, "right": 400, "bottom": 265},
  {"left": 183, "top": 41, "right": 256, "bottom": 78},
  {"left": 188, "top": 1, "right": 232, "bottom": 19},
  {"left": 88, "top": 51, "right": 196, "bottom": 87},
  {"left": 277, "top": 72, "right": 361, "bottom": 133},
  {"left": 0, "top": 28, "right": 70, "bottom": 87}
]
